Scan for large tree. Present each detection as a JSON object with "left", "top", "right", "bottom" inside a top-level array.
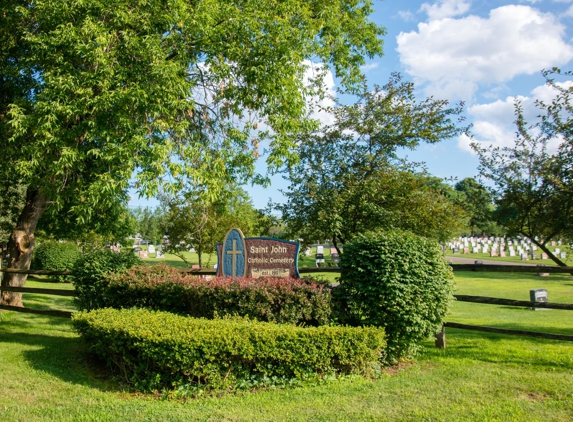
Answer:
[
  {"left": 279, "top": 74, "right": 467, "bottom": 252},
  {"left": 0, "top": 0, "right": 383, "bottom": 305},
  {"left": 473, "top": 69, "right": 573, "bottom": 266}
]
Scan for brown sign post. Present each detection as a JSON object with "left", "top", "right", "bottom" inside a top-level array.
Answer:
[{"left": 216, "top": 229, "right": 300, "bottom": 279}]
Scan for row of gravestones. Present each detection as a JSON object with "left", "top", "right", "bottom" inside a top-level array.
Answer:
[{"left": 447, "top": 236, "right": 567, "bottom": 260}]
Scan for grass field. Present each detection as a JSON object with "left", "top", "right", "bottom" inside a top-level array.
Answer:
[{"left": 1, "top": 273, "right": 572, "bottom": 420}]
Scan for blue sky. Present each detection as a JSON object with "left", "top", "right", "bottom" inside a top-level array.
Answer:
[{"left": 129, "top": 0, "right": 573, "bottom": 210}]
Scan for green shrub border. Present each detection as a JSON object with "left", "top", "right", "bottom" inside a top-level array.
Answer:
[{"left": 72, "top": 308, "right": 386, "bottom": 394}]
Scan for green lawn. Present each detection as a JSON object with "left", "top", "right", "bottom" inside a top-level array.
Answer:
[{"left": 1, "top": 273, "right": 572, "bottom": 420}]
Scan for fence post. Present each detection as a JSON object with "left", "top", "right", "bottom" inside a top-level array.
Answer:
[
  {"left": 435, "top": 325, "right": 446, "bottom": 349},
  {"left": 0, "top": 256, "right": 2, "bottom": 321}
]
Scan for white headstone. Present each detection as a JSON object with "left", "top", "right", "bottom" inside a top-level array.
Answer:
[
  {"left": 148, "top": 244, "right": 155, "bottom": 254},
  {"left": 509, "top": 250, "right": 516, "bottom": 257}
]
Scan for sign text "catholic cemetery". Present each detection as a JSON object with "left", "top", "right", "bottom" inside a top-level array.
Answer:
[{"left": 216, "top": 228, "right": 300, "bottom": 279}]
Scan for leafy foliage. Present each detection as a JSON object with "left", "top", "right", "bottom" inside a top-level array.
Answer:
[
  {"left": 72, "top": 249, "right": 141, "bottom": 311},
  {"left": 37, "top": 198, "right": 137, "bottom": 249},
  {"left": 2, "top": 0, "right": 384, "bottom": 221},
  {"left": 333, "top": 229, "right": 454, "bottom": 364},
  {"left": 131, "top": 207, "right": 167, "bottom": 246},
  {"left": 454, "top": 177, "right": 499, "bottom": 236},
  {"left": 0, "top": 0, "right": 383, "bottom": 303},
  {"left": 162, "top": 186, "right": 274, "bottom": 266},
  {"left": 473, "top": 68, "right": 573, "bottom": 265},
  {"left": 72, "top": 308, "right": 386, "bottom": 393},
  {"left": 0, "top": 181, "right": 25, "bottom": 244},
  {"left": 280, "top": 74, "right": 467, "bottom": 248},
  {"left": 75, "top": 263, "right": 333, "bottom": 326},
  {"left": 30, "top": 241, "right": 81, "bottom": 281}
]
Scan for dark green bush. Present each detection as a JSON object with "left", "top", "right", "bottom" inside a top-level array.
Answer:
[
  {"left": 77, "top": 263, "right": 332, "bottom": 326},
  {"left": 31, "top": 241, "right": 81, "bottom": 281},
  {"left": 333, "top": 229, "right": 454, "bottom": 364},
  {"left": 72, "top": 308, "right": 386, "bottom": 393},
  {"left": 73, "top": 249, "right": 140, "bottom": 310}
]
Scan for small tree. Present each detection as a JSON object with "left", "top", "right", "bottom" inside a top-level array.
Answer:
[
  {"left": 473, "top": 69, "right": 573, "bottom": 266},
  {"left": 280, "top": 74, "right": 468, "bottom": 251}
]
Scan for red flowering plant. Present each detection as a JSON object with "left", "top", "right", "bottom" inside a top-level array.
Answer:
[{"left": 88, "top": 264, "right": 333, "bottom": 326}]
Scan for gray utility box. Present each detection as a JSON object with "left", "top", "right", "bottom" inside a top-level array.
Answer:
[{"left": 530, "top": 289, "right": 549, "bottom": 310}]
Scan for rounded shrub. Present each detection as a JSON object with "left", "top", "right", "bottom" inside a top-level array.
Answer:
[
  {"left": 333, "top": 229, "right": 454, "bottom": 364},
  {"left": 73, "top": 249, "right": 140, "bottom": 311},
  {"left": 31, "top": 241, "right": 81, "bottom": 281}
]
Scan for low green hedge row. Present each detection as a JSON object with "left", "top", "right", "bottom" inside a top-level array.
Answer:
[
  {"left": 72, "top": 308, "right": 386, "bottom": 393},
  {"left": 75, "top": 263, "right": 332, "bottom": 326}
]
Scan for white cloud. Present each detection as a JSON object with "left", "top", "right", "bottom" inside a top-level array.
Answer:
[
  {"left": 360, "top": 62, "right": 379, "bottom": 72},
  {"left": 397, "top": 5, "right": 573, "bottom": 101},
  {"left": 398, "top": 10, "right": 417, "bottom": 22},
  {"left": 460, "top": 80, "right": 573, "bottom": 153},
  {"left": 419, "top": 0, "right": 471, "bottom": 20},
  {"left": 563, "top": 5, "right": 573, "bottom": 17}
]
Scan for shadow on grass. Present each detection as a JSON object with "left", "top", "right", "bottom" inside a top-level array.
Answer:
[
  {"left": 425, "top": 327, "right": 573, "bottom": 371},
  {"left": 0, "top": 315, "right": 124, "bottom": 393},
  {"left": 0, "top": 330, "right": 124, "bottom": 392}
]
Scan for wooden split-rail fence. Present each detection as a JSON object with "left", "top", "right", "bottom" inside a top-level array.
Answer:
[{"left": 1, "top": 264, "right": 573, "bottom": 348}]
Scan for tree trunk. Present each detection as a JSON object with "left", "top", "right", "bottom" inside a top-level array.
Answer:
[
  {"left": 332, "top": 236, "right": 342, "bottom": 257},
  {"left": 1, "top": 188, "right": 48, "bottom": 307},
  {"left": 530, "top": 237, "right": 568, "bottom": 267}
]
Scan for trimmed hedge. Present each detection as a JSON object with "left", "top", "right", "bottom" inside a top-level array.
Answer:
[
  {"left": 334, "top": 229, "right": 454, "bottom": 364},
  {"left": 72, "top": 308, "right": 386, "bottom": 393},
  {"left": 73, "top": 249, "right": 141, "bottom": 311},
  {"left": 77, "top": 263, "right": 332, "bottom": 326},
  {"left": 31, "top": 241, "right": 81, "bottom": 281}
]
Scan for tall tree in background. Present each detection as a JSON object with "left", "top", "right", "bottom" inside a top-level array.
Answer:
[
  {"left": 454, "top": 177, "right": 499, "bottom": 236},
  {"left": 131, "top": 207, "right": 167, "bottom": 245},
  {"left": 0, "top": 0, "right": 384, "bottom": 305},
  {"left": 162, "top": 187, "right": 269, "bottom": 266},
  {"left": 473, "top": 68, "right": 573, "bottom": 266},
  {"left": 280, "top": 74, "right": 468, "bottom": 252}
]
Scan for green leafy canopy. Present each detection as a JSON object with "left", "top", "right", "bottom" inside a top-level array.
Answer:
[{"left": 1, "top": 0, "right": 384, "bottom": 223}]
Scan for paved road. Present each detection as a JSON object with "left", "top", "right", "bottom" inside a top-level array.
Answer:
[{"left": 445, "top": 256, "right": 539, "bottom": 266}]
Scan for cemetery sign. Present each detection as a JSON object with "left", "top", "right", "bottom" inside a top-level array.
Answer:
[{"left": 216, "top": 228, "right": 300, "bottom": 279}]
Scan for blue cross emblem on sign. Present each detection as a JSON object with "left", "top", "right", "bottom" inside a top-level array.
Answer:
[{"left": 222, "top": 228, "right": 246, "bottom": 278}]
